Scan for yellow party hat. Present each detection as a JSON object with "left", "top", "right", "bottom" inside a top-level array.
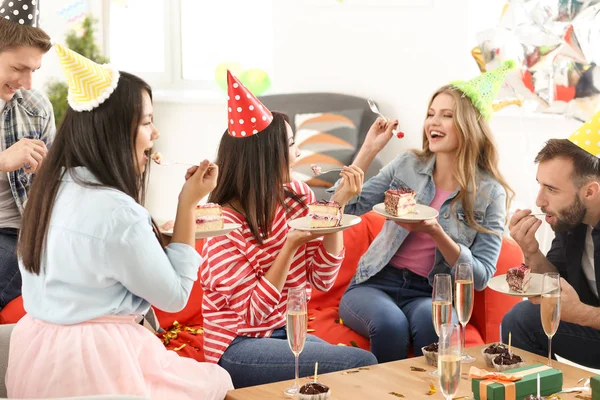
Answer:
[
  {"left": 54, "top": 43, "right": 119, "bottom": 112},
  {"left": 568, "top": 110, "right": 600, "bottom": 157}
]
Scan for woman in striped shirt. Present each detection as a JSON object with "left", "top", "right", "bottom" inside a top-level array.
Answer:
[{"left": 200, "top": 94, "right": 377, "bottom": 387}]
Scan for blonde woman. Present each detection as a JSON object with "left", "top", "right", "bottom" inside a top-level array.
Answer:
[{"left": 336, "top": 65, "right": 515, "bottom": 363}]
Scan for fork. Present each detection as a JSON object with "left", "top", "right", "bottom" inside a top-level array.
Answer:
[
  {"left": 153, "top": 161, "right": 196, "bottom": 167},
  {"left": 314, "top": 168, "right": 343, "bottom": 176}
]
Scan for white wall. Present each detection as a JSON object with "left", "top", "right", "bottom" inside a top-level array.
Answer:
[
  {"left": 34, "top": 0, "right": 103, "bottom": 92},
  {"left": 146, "top": 0, "right": 571, "bottom": 251},
  {"left": 35, "top": 1, "right": 571, "bottom": 251}
]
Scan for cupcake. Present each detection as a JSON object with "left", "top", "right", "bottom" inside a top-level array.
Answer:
[
  {"left": 481, "top": 343, "right": 509, "bottom": 367},
  {"left": 421, "top": 342, "right": 438, "bottom": 366},
  {"left": 491, "top": 352, "right": 525, "bottom": 372},
  {"left": 296, "top": 382, "right": 331, "bottom": 400}
]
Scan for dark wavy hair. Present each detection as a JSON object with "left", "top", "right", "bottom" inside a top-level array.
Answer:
[
  {"left": 209, "top": 112, "right": 303, "bottom": 244},
  {"left": 19, "top": 72, "right": 157, "bottom": 274}
]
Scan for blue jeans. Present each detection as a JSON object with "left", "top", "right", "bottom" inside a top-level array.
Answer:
[
  {"left": 218, "top": 328, "right": 377, "bottom": 388},
  {"left": 340, "top": 265, "right": 456, "bottom": 363},
  {"left": 0, "top": 228, "right": 20, "bottom": 310},
  {"left": 502, "top": 300, "right": 600, "bottom": 369}
]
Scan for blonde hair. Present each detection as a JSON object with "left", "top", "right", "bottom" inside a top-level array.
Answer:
[{"left": 412, "top": 85, "right": 514, "bottom": 233}]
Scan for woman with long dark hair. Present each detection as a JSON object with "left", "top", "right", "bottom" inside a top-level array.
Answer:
[
  {"left": 200, "top": 72, "right": 377, "bottom": 389},
  {"left": 7, "top": 45, "right": 233, "bottom": 399}
]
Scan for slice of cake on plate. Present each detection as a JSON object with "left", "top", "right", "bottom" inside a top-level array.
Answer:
[
  {"left": 384, "top": 188, "right": 416, "bottom": 217},
  {"left": 196, "top": 203, "right": 224, "bottom": 231},
  {"left": 308, "top": 201, "right": 342, "bottom": 228},
  {"left": 506, "top": 263, "right": 531, "bottom": 293}
]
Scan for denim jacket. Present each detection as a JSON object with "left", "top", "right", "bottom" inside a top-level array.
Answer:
[
  {"left": 329, "top": 152, "right": 506, "bottom": 290},
  {"left": 1, "top": 89, "right": 55, "bottom": 213}
]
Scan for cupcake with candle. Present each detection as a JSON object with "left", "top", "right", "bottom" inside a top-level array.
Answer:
[
  {"left": 297, "top": 362, "right": 331, "bottom": 400},
  {"left": 481, "top": 343, "right": 509, "bottom": 367},
  {"left": 491, "top": 352, "right": 525, "bottom": 372}
]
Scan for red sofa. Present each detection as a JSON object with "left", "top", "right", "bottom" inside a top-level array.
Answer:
[{"left": 0, "top": 211, "right": 524, "bottom": 362}]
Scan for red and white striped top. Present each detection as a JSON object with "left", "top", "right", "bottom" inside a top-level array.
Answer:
[{"left": 200, "top": 180, "right": 345, "bottom": 363}]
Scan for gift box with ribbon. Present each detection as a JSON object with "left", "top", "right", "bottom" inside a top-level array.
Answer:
[
  {"left": 592, "top": 375, "right": 600, "bottom": 400},
  {"left": 470, "top": 364, "right": 563, "bottom": 400}
]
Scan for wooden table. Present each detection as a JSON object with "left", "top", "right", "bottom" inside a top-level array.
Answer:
[{"left": 225, "top": 345, "right": 594, "bottom": 399}]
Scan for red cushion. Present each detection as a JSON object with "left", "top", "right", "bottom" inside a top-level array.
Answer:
[
  {"left": 470, "top": 237, "right": 524, "bottom": 343},
  {"left": 0, "top": 295, "right": 25, "bottom": 324},
  {"left": 310, "top": 212, "right": 385, "bottom": 310},
  {"left": 153, "top": 239, "right": 207, "bottom": 362}
]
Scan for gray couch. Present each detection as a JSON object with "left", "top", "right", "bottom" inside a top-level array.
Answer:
[
  {"left": 259, "top": 92, "right": 382, "bottom": 199},
  {"left": 0, "top": 324, "right": 149, "bottom": 399}
]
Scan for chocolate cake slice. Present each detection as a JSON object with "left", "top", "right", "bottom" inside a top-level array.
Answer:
[
  {"left": 506, "top": 264, "right": 531, "bottom": 293},
  {"left": 384, "top": 188, "right": 416, "bottom": 217}
]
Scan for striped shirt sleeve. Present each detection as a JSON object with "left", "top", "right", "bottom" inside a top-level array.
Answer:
[{"left": 201, "top": 233, "right": 283, "bottom": 327}]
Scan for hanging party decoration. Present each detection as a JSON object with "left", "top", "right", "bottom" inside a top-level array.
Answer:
[
  {"left": 473, "top": 0, "right": 600, "bottom": 121},
  {"left": 57, "top": 0, "right": 86, "bottom": 26}
]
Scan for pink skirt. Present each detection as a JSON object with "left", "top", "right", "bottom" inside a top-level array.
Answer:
[{"left": 7, "top": 314, "right": 233, "bottom": 399}]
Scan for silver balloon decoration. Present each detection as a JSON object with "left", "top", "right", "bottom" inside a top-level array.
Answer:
[{"left": 474, "top": 0, "right": 600, "bottom": 121}]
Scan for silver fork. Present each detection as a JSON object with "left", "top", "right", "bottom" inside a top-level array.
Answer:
[
  {"left": 153, "top": 161, "right": 196, "bottom": 167},
  {"left": 314, "top": 168, "right": 343, "bottom": 176},
  {"left": 367, "top": 99, "right": 399, "bottom": 135}
]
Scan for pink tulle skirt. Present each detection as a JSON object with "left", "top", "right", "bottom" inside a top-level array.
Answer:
[{"left": 7, "top": 314, "right": 233, "bottom": 399}]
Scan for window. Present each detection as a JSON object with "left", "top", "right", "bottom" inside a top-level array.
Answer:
[{"left": 105, "top": 0, "right": 273, "bottom": 91}]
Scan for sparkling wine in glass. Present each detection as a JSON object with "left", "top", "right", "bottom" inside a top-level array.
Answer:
[
  {"left": 455, "top": 263, "right": 475, "bottom": 363},
  {"left": 430, "top": 273, "right": 452, "bottom": 376},
  {"left": 540, "top": 273, "right": 561, "bottom": 367},
  {"left": 438, "top": 323, "right": 462, "bottom": 400},
  {"left": 284, "top": 287, "right": 308, "bottom": 396}
]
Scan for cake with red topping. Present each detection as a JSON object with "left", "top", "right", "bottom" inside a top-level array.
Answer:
[
  {"left": 384, "top": 188, "right": 416, "bottom": 217},
  {"left": 195, "top": 203, "right": 224, "bottom": 230},
  {"left": 308, "top": 200, "right": 342, "bottom": 228},
  {"left": 506, "top": 264, "right": 531, "bottom": 293}
]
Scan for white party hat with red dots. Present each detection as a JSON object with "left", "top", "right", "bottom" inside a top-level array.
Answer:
[{"left": 227, "top": 70, "right": 273, "bottom": 137}]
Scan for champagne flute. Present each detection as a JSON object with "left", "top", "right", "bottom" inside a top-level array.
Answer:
[
  {"left": 284, "top": 287, "right": 308, "bottom": 396},
  {"left": 430, "top": 273, "right": 453, "bottom": 376},
  {"left": 540, "top": 273, "right": 561, "bottom": 367},
  {"left": 438, "top": 323, "right": 462, "bottom": 400},
  {"left": 455, "top": 263, "right": 475, "bottom": 363}
]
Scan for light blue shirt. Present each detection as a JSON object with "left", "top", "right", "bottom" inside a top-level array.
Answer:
[
  {"left": 329, "top": 152, "right": 507, "bottom": 290},
  {"left": 20, "top": 167, "right": 201, "bottom": 325}
]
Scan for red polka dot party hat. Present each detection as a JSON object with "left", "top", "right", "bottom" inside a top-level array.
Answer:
[{"left": 227, "top": 70, "right": 273, "bottom": 137}]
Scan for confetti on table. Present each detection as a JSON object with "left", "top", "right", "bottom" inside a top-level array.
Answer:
[
  {"left": 426, "top": 383, "right": 437, "bottom": 395},
  {"left": 174, "top": 344, "right": 187, "bottom": 351},
  {"left": 341, "top": 370, "right": 361, "bottom": 375},
  {"left": 389, "top": 392, "right": 405, "bottom": 398}
]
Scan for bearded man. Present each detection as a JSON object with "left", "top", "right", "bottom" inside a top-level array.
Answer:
[{"left": 503, "top": 125, "right": 600, "bottom": 369}]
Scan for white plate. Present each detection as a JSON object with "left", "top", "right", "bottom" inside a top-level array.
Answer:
[
  {"left": 486, "top": 273, "right": 545, "bottom": 297},
  {"left": 372, "top": 203, "right": 439, "bottom": 223},
  {"left": 160, "top": 223, "right": 242, "bottom": 239},
  {"left": 287, "top": 214, "right": 362, "bottom": 234}
]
